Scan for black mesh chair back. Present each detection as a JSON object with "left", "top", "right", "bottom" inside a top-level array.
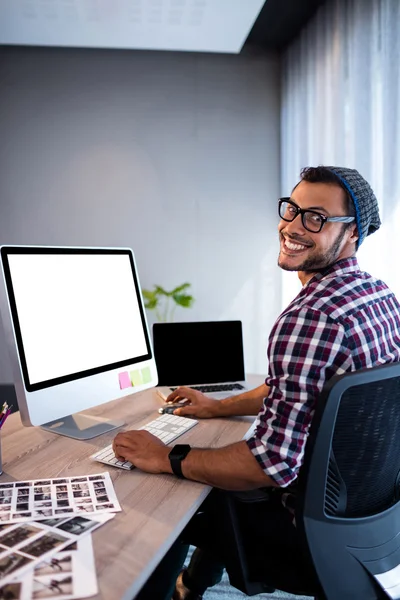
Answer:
[{"left": 297, "top": 361, "right": 400, "bottom": 599}]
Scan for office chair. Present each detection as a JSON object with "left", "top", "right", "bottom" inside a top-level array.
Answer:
[{"left": 222, "top": 362, "right": 400, "bottom": 600}]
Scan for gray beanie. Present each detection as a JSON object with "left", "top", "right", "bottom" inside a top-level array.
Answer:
[{"left": 325, "top": 166, "right": 381, "bottom": 248}]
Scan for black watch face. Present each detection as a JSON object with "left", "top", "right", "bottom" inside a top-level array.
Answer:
[{"left": 170, "top": 445, "right": 191, "bottom": 460}]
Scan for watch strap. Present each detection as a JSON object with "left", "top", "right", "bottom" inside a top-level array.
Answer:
[{"left": 168, "top": 444, "right": 191, "bottom": 478}]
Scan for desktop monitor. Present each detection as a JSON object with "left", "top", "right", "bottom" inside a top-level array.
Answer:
[{"left": 0, "top": 246, "right": 158, "bottom": 439}]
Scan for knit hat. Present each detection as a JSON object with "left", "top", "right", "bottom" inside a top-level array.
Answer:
[{"left": 325, "top": 166, "right": 381, "bottom": 248}]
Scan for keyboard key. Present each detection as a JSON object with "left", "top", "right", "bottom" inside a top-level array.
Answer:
[{"left": 170, "top": 383, "right": 245, "bottom": 393}]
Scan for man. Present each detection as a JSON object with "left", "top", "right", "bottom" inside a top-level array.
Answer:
[{"left": 114, "top": 166, "right": 400, "bottom": 600}]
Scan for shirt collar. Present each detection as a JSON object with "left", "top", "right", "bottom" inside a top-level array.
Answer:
[{"left": 304, "top": 257, "right": 361, "bottom": 287}]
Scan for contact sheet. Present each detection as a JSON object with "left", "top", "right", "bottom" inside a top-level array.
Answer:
[
  {"left": 0, "top": 513, "right": 115, "bottom": 587},
  {"left": 0, "top": 473, "right": 121, "bottom": 524}
]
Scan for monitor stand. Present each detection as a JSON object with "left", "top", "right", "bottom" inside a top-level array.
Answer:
[{"left": 41, "top": 413, "right": 125, "bottom": 440}]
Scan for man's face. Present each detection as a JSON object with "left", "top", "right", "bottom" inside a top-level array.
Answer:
[{"left": 278, "top": 181, "right": 358, "bottom": 275}]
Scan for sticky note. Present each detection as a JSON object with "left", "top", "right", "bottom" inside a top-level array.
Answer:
[
  {"left": 119, "top": 372, "right": 132, "bottom": 390},
  {"left": 130, "top": 370, "right": 143, "bottom": 386},
  {"left": 141, "top": 367, "right": 152, "bottom": 384}
]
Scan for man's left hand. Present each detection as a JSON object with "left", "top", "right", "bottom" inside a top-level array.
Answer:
[{"left": 112, "top": 430, "right": 171, "bottom": 474}]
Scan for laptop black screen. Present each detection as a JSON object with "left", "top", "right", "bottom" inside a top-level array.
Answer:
[{"left": 153, "top": 321, "right": 245, "bottom": 386}]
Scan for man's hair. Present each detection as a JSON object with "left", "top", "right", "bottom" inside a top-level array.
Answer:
[{"left": 298, "top": 166, "right": 356, "bottom": 217}]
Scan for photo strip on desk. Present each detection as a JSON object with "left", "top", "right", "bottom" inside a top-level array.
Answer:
[
  {"left": 0, "top": 473, "right": 121, "bottom": 524},
  {"left": 0, "top": 512, "right": 115, "bottom": 588},
  {"left": 12, "top": 534, "right": 98, "bottom": 600}
]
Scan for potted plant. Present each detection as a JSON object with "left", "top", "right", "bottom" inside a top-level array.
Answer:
[{"left": 142, "top": 283, "right": 194, "bottom": 322}]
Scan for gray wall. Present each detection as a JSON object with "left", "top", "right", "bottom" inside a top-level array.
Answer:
[{"left": 0, "top": 47, "right": 281, "bottom": 382}]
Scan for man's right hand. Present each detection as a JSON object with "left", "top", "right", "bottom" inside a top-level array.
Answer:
[{"left": 166, "top": 386, "right": 221, "bottom": 419}]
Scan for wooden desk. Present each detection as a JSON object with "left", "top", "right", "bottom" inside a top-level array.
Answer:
[{"left": 0, "top": 375, "right": 263, "bottom": 599}]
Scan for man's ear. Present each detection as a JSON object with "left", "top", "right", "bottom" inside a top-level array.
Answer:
[{"left": 349, "top": 224, "right": 359, "bottom": 245}]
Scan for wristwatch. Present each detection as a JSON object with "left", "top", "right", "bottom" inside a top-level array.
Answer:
[{"left": 168, "top": 444, "right": 191, "bottom": 478}]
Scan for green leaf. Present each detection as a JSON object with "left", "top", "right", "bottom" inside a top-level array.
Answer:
[
  {"left": 172, "top": 293, "right": 194, "bottom": 308},
  {"left": 154, "top": 285, "right": 170, "bottom": 297},
  {"left": 144, "top": 297, "right": 158, "bottom": 309},
  {"left": 142, "top": 289, "right": 156, "bottom": 300},
  {"left": 170, "top": 282, "right": 191, "bottom": 295}
]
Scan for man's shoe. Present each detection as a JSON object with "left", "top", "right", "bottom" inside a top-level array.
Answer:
[{"left": 172, "top": 570, "right": 203, "bottom": 600}]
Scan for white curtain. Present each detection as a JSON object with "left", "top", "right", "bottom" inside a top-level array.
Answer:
[{"left": 281, "top": 0, "right": 400, "bottom": 307}]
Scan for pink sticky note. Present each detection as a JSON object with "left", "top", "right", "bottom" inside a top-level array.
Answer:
[{"left": 118, "top": 372, "right": 132, "bottom": 390}]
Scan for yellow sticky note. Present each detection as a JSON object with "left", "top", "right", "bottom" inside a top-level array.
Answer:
[
  {"left": 141, "top": 367, "right": 152, "bottom": 384},
  {"left": 130, "top": 370, "right": 143, "bottom": 386}
]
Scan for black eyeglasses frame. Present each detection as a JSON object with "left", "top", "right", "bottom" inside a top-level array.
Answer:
[{"left": 278, "top": 198, "right": 355, "bottom": 233}]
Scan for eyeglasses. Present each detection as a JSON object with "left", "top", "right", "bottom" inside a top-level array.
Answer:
[{"left": 278, "top": 198, "right": 355, "bottom": 233}]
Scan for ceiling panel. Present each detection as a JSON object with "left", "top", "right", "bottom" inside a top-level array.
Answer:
[{"left": 0, "top": 0, "right": 266, "bottom": 54}]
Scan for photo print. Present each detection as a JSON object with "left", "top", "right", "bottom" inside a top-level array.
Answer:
[
  {"left": 72, "top": 490, "right": 90, "bottom": 499},
  {"left": 75, "top": 505, "right": 93, "bottom": 514},
  {"left": 19, "top": 533, "right": 69, "bottom": 558},
  {"left": 16, "top": 490, "right": 30, "bottom": 499},
  {"left": 0, "top": 525, "right": 42, "bottom": 549},
  {"left": 0, "top": 516, "right": 112, "bottom": 595},
  {"left": 35, "top": 555, "right": 72, "bottom": 576},
  {"left": 32, "top": 511, "right": 52, "bottom": 520},
  {"left": 96, "top": 504, "right": 114, "bottom": 510},
  {"left": 0, "top": 516, "right": 11, "bottom": 523},
  {"left": 0, "top": 553, "right": 33, "bottom": 578},
  {"left": 0, "top": 581, "right": 21, "bottom": 599},
  {"left": 32, "top": 574, "right": 73, "bottom": 598},
  {"left": 94, "top": 496, "right": 109, "bottom": 504},
  {"left": 0, "top": 473, "right": 120, "bottom": 525},
  {"left": 93, "top": 482, "right": 105, "bottom": 490},
  {"left": 0, "top": 490, "right": 12, "bottom": 499},
  {"left": 39, "top": 520, "right": 65, "bottom": 529},
  {"left": 56, "top": 518, "right": 97, "bottom": 537},
  {"left": 62, "top": 542, "right": 77, "bottom": 552}
]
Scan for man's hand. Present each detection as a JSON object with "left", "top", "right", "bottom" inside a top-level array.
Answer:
[
  {"left": 113, "top": 430, "right": 171, "bottom": 474},
  {"left": 166, "top": 386, "right": 221, "bottom": 418}
]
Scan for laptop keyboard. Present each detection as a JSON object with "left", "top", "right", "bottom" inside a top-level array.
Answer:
[
  {"left": 170, "top": 383, "right": 245, "bottom": 393},
  {"left": 90, "top": 413, "right": 198, "bottom": 470}
]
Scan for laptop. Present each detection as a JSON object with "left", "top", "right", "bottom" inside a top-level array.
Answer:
[{"left": 153, "top": 320, "right": 248, "bottom": 399}]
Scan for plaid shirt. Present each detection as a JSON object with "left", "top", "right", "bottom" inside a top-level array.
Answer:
[{"left": 247, "top": 257, "right": 400, "bottom": 490}]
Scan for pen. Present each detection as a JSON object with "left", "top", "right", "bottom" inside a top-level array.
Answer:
[
  {"left": 0, "top": 407, "right": 12, "bottom": 429},
  {"left": 156, "top": 390, "right": 168, "bottom": 403}
]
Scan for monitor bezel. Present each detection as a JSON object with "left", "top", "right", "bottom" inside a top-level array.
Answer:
[{"left": 1, "top": 246, "right": 153, "bottom": 393}]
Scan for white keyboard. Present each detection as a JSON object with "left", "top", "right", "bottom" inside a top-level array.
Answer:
[{"left": 90, "top": 413, "right": 198, "bottom": 470}]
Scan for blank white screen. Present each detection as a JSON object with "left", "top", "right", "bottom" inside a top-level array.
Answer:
[{"left": 8, "top": 252, "right": 148, "bottom": 385}]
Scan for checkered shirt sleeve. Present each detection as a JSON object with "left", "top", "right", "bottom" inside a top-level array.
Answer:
[{"left": 246, "top": 308, "right": 353, "bottom": 487}]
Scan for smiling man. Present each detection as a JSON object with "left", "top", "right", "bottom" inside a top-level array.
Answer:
[{"left": 114, "top": 166, "right": 400, "bottom": 600}]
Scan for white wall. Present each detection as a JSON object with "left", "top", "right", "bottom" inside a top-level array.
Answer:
[{"left": 0, "top": 46, "right": 281, "bottom": 382}]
